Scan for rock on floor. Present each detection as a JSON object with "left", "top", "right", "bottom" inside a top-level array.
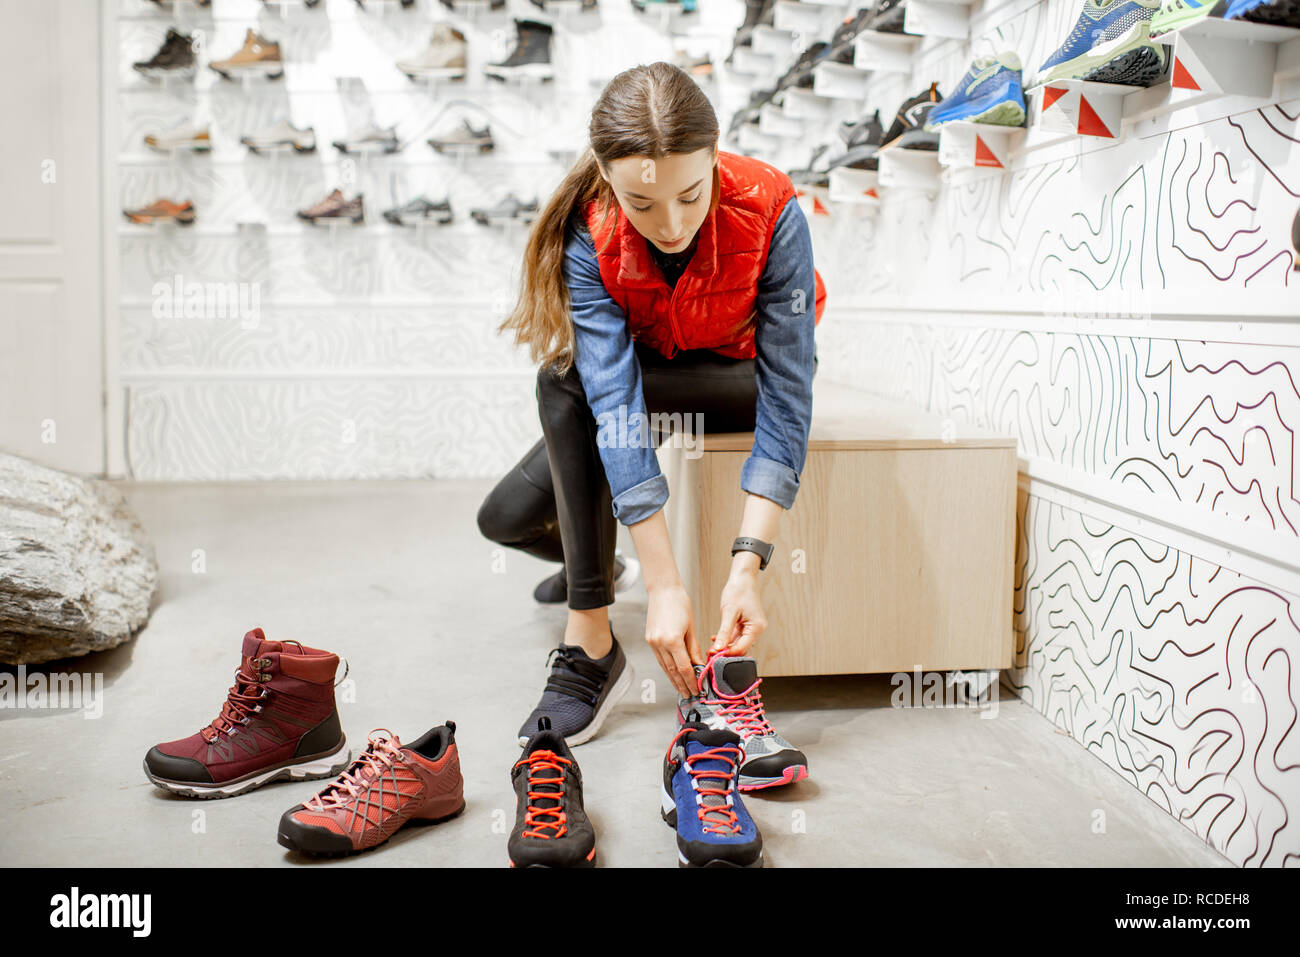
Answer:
[{"left": 0, "top": 453, "right": 158, "bottom": 664}]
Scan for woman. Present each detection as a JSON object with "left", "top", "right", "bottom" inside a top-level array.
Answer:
[{"left": 477, "top": 62, "right": 825, "bottom": 748}]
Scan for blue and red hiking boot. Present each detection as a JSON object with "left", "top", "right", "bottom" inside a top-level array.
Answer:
[
  {"left": 661, "top": 713, "right": 763, "bottom": 868},
  {"left": 678, "top": 650, "right": 809, "bottom": 791},
  {"left": 508, "top": 718, "right": 597, "bottom": 867}
]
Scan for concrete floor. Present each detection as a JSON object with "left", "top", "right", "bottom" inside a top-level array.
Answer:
[{"left": 0, "top": 480, "right": 1229, "bottom": 867}]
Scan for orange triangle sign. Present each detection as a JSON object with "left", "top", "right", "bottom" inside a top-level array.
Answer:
[
  {"left": 974, "top": 135, "right": 1002, "bottom": 168},
  {"left": 812, "top": 196, "right": 829, "bottom": 216},
  {"left": 1172, "top": 56, "right": 1200, "bottom": 91},
  {"left": 865, "top": 187, "right": 878, "bottom": 199},
  {"left": 1041, "top": 85, "right": 1069, "bottom": 111},
  {"left": 1077, "top": 94, "right": 1114, "bottom": 138}
]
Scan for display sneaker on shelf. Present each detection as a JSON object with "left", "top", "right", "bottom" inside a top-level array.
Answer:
[
  {"left": 879, "top": 82, "right": 944, "bottom": 150},
  {"left": 297, "top": 189, "right": 365, "bottom": 224},
  {"left": 662, "top": 713, "right": 763, "bottom": 868},
  {"left": 397, "top": 24, "right": 468, "bottom": 80},
  {"left": 678, "top": 651, "right": 809, "bottom": 791},
  {"left": 132, "top": 29, "right": 196, "bottom": 79},
  {"left": 828, "top": 108, "right": 884, "bottom": 170},
  {"left": 530, "top": 0, "right": 600, "bottom": 10},
  {"left": 1225, "top": 0, "right": 1300, "bottom": 24},
  {"left": 471, "top": 193, "right": 540, "bottom": 226},
  {"left": 867, "top": 0, "right": 908, "bottom": 33},
  {"left": 210, "top": 29, "right": 284, "bottom": 80},
  {"left": 123, "top": 198, "right": 196, "bottom": 225},
  {"left": 149, "top": 0, "right": 211, "bottom": 7},
  {"left": 924, "top": 52, "right": 1026, "bottom": 130},
  {"left": 240, "top": 119, "right": 316, "bottom": 153},
  {"left": 775, "top": 41, "right": 829, "bottom": 95},
  {"left": 789, "top": 145, "right": 832, "bottom": 187},
  {"left": 1150, "top": 0, "right": 1228, "bottom": 35},
  {"left": 143, "top": 628, "right": 349, "bottom": 798},
  {"left": 827, "top": 6, "right": 876, "bottom": 63},
  {"left": 440, "top": 0, "right": 506, "bottom": 8},
  {"left": 383, "top": 196, "right": 454, "bottom": 226},
  {"left": 277, "top": 724, "right": 464, "bottom": 856},
  {"left": 428, "top": 118, "right": 495, "bottom": 152},
  {"left": 509, "top": 718, "right": 597, "bottom": 867},
  {"left": 674, "top": 50, "right": 714, "bottom": 78},
  {"left": 727, "top": 0, "right": 776, "bottom": 63},
  {"left": 532, "top": 550, "right": 641, "bottom": 604},
  {"left": 515, "top": 626, "right": 632, "bottom": 747},
  {"left": 144, "top": 120, "right": 211, "bottom": 152},
  {"left": 1035, "top": 0, "right": 1168, "bottom": 86},
  {"left": 332, "top": 123, "right": 400, "bottom": 154},
  {"left": 484, "top": 19, "right": 554, "bottom": 81}
]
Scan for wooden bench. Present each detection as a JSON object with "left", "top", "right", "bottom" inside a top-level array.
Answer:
[{"left": 658, "top": 382, "right": 1018, "bottom": 677}]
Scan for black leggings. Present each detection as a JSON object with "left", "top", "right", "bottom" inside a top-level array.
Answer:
[{"left": 477, "top": 342, "right": 761, "bottom": 610}]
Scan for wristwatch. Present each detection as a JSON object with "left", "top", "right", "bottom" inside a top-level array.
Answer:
[{"left": 731, "top": 536, "right": 774, "bottom": 571}]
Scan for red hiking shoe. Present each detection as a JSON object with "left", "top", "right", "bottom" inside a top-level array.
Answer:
[
  {"left": 277, "top": 725, "right": 465, "bottom": 856},
  {"left": 143, "top": 628, "right": 350, "bottom": 798}
]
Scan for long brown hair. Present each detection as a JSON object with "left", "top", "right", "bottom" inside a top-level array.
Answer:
[{"left": 499, "top": 61, "right": 720, "bottom": 372}]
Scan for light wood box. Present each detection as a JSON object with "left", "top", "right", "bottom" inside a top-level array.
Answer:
[{"left": 659, "top": 383, "right": 1018, "bottom": 677}]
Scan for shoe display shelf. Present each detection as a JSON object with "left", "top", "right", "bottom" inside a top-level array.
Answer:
[
  {"left": 737, "top": 123, "right": 784, "bottom": 154},
  {"left": 752, "top": 24, "right": 796, "bottom": 57},
  {"left": 826, "top": 166, "right": 879, "bottom": 209},
  {"left": 774, "top": 0, "right": 851, "bottom": 36},
  {"left": 758, "top": 101, "right": 806, "bottom": 138},
  {"left": 261, "top": 0, "right": 324, "bottom": 17},
  {"left": 852, "top": 29, "right": 919, "bottom": 72},
  {"left": 901, "top": 0, "right": 972, "bottom": 42},
  {"left": 782, "top": 87, "right": 835, "bottom": 122},
  {"left": 876, "top": 146, "right": 941, "bottom": 194},
  {"left": 937, "top": 121, "right": 1025, "bottom": 171},
  {"left": 813, "top": 61, "right": 872, "bottom": 99},
  {"left": 729, "top": 45, "right": 781, "bottom": 78}
]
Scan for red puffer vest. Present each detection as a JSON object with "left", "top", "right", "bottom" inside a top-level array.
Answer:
[{"left": 582, "top": 151, "right": 826, "bottom": 360}]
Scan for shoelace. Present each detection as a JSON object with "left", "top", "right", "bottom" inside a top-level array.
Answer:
[
  {"left": 200, "top": 659, "right": 270, "bottom": 742},
  {"left": 306, "top": 731, "right": 402, "bottom": 811},
  {"left": 666, "top": 727, "right": 743, "bottom": 835},
  {"left": 697, "top": 651, "right": 775, "bottom": 741},
  {"left": 515, "top": 750, "right": 572, "bottom": 839},
  {"left": 542, "top": 648, "right": 606, "bottom": 707}
]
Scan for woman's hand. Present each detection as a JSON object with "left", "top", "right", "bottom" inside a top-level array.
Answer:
[
  {"left": 645, "top": 582, "right": 703, "bottom": 699},
  {"left": 710, "top": 554, "right": 767, "bottom": 657}
]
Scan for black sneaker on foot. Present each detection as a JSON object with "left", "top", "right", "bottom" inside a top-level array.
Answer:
[
  {"left": 516, "top": 631, "right": 632, "bottom": 747},
  {"left": 532, "top": 553, "right": 640, "bottom": 604},
  {"left": 509, "top": 717, "right": 596, "bottom": 867}
]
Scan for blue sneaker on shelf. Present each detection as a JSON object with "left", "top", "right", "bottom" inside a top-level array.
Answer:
[
  {"left": 1035, "top": 0, "right": 1169, "bottom": 87},
  {"left": 1149, "top": 0, "right": 1227, "bottom": 37},
  {"left": 925, "top": 52, "right": 1026, "bottom": 130},
  {"left": 1224, "top": 0, "right": 1300, "bottom": 24},
  {"left": 661, "top": 713, "right": 763, "bottom": 868}
]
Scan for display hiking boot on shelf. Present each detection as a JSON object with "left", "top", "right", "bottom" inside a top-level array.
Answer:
[
  {"left": 428, "top": 118, "right": 494, "bottom": 153},
  {"left": 879, "top": 82, "right": 944, "bottom": 151},
  {"left": 277, "top": 724, "right": 465, "bottom": 856},
  {"left": 532, "top": 550, "right": 641, "bottom": 604},
  {"left": 241, "top": 119, "right": 317, "bottom": 154},
  {"left": 678, "top": 651, "right": 809, "bottom": 791},
  {"left": 298, "top": 189, "right": 365, "bottom": 225},
  {"left": 829, "top": 108, "right": 884, "bottom": 170},
  {"left": 132, "top": 29, "right": 196, "bottom": 80},
  {"left": 1035, "top": 0, "right": 1168, "bottom": 87},
  {"left": 210, "top": 29, "right": 284, "bottom": 80},
  {"left": 383, "top": 196, "right": 454, "bottom": 226},
  {"left": 124, "top": 198, "right": 196, "bottom": 225},
  {"left": 1150, "top": 0, "right": 1228, "bottom": 35},
  {"left": 484, "top": 20, "right": 554, "bottom": 81},
  {"left": 867, "top": 0, "right": 908, "bottom": 33},
  {"left": 143, "top": 628, "right": 350, "bottom": 798},
  {"left": 332, "top": 123, "right": 400, "bottom": 154},
  {"left": 144, "top": 120, "right": 210, "bottom": 152},
  {"left": 509, "top": 718, "right": 597, "bottom": 867},
  {"left": 516, "top": 628, "right": 632, "bottom": 747},
  {"left": 1226, "top": 0, "right": 1300, "bottom": 23},
  {"left": 924, "top": 52, "right": 1026, "bottom": 130},
  {"left": 662, "top": 713, "right": 763, "bottom": 868},
  {"left": 471, "top": 193, "right": 539, "bottom": 226},
  {"left": 397, "top": 24, "right": 468, "bottom": 80}
]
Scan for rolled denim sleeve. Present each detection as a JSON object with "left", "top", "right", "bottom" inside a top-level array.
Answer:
[
  {"left": 563, "top": 225, "right": 669, "bottom": 526},
  {"left": 743, "top": 198, "right": 817, "bottom": 509}
]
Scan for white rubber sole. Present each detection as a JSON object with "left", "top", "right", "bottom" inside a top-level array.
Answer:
[
  {"left": 145, "top": 740, "right": 350, "bottom": 799},
  {"left": 613, "top": 554, "right": 641, "bottom": 594},
  {"left": 483, "top": 63, "right": 555, "bottom": 80},
  {"left": 517, "top": 661, "right": 634, "bottom": 748}
]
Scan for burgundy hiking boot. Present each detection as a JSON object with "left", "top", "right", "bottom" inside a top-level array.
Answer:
[{"left": 144, "top": 628, "right": 350, "bottom": 798}]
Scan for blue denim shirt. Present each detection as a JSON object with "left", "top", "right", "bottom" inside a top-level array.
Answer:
[{"left": 564, "top": 197, "right": 817, "bottom": 526}]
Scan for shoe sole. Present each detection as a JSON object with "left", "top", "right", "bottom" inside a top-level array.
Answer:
[
  {"left": 508, "top": 847, "right": 598, "bottom": 868},
  {"left": 278, "top": 800, "right": 466, "bottom": 856},
  {"left": 929, "top": 97, "right": 1026, "bottom": 130},
  {"left": 134, "top": 66, "right": 197, "bottom": 80},
  {"left": 125, "top": 213, "right": 196, "bottom": 225},
  {"left": 739, "top": 764, "right": 809, "bottom": 792},
  {"left": 245, "top": 141, "right": 317, "bottom": 153},
  {"left": 1036, "top": 22, "right": 1167, "bottom": 86},
  {"left": 298, "top": 214, "right": 366, "bottom": 225},
  {"left": 143, "top": 740, "right": 351, "bottom": 799},
  {"left": 532, "top": 555, "right": 642, "bottom": 605},
  {"left": 211, "top": 64, "right": 285, "bottom": 80},
  {"left": 483, "top": 64, "right": 555, "bottom": 80},
  {"left": 516, "top": 660, "right": 634, "bottom": 748},
  {"left": 660, "top": 787, "right": 764, "bottom": 867},
  {"left": 402, "top": 68, "right": 467, "bottom": 80},
  {"left": 385, "top": 213, "right": 454, "bottom": 226},
  {"left": 1151, "top": 2, "right": 1221, "bottom": 36},
  {"left": 1228, "top": 0, "right": 1300, "bottom": 22}
]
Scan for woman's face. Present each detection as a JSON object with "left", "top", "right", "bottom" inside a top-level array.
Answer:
[{"left": 600, "top": 147, "right": 716, "bottom": 254}]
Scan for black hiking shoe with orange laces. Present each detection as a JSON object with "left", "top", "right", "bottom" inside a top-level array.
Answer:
[{"left": 508, "top": 718, "right": 596, "bottom": 867}]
